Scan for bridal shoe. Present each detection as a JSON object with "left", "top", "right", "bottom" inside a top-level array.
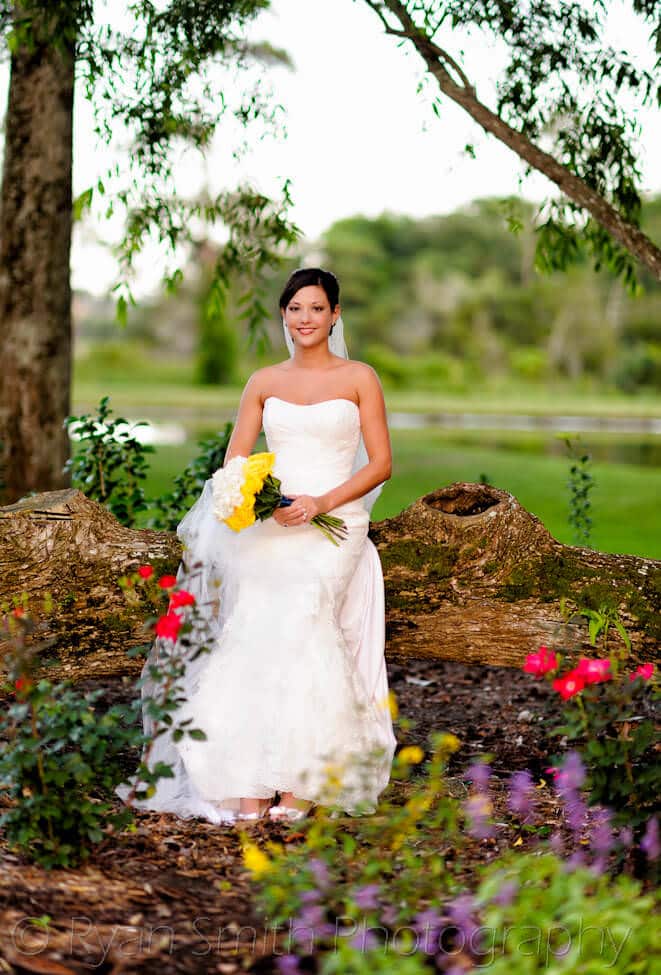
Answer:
[
  {"left": 236, "top": 802, "right": 271, "bottom": 822},
  {"left": 267, "top": 804, "right": 312, "bottom": 822}
]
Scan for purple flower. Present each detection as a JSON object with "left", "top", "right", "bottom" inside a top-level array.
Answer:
[
  {"left": 562, "top": 794, "right": 588, "bottom": 836},
  {"left": 550, "top": 831, "right": 565, "bottom": 855},
  {"left": 412, "top": 908, "right": 444, "bottom": 954},
  {"left": 353, "top": 883, "right": 381, "bottom": 910},
  {"left": 291, "top": 904, "right": 335, "bottom": 945},
  {"left": 563, "top": 849, "right": 587, "bottom": 871},
  {"left": 619, "top": 826, "right": 634, "bottom": 848},
  {"left": 380, "top": 904, "right": 399, "bottom": 926},
  {"left": 507, "top": 769, "right": 536, "bottom": 823},
  {"left": 463, "top": 793, "right": 496, "bottom": 839},
  {"left": 300, "top": 888, "right": 320, "bottom": 904},
  {"left": 640, "top": 816, "right": 660, "bottom": 861},
  {"left": 491, "top": 879, "right": 518, "bottom": 907},
  {"left": 446, "top": 894, "right": 480, "bottom": 948},
  {"left": 309, "top": 857, "right": 330, "bottom": 889},
  {"left": 589, "top": 806, "right": 614, "bottom": 856},
  {"left": 465, "top": 761, "right": 491, "bottom": 791},
  {"left": 555, "top": 751, "right": 586, "bottom": 795},
  {"left": 349, "top": 928, "right": 380, "bottom": 952},
  {"left": 276, "top": 955, "right": 301, "bottom": 974}
]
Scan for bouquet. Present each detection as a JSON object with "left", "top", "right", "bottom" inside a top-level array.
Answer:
[{"left": 212, "top": 452, "right": 348, "bottom": 545}]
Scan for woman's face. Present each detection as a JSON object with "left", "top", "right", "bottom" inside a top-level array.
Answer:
[{"left": 282, "top": 285, "right": 339, "bottom": 349}]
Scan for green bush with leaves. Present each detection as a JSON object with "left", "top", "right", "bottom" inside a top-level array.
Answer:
[
  {"left": 0, "top": 675, "right": 141, "bottom": 869},
  {"left": 524, "top": 604, "right": 658, "bottom": 831},
  {"left": 65, "top": 396, "right": 233, "bottom": 530},
  {"left": 243, "top": 725, "right": 658, "bottom": 974},
  {"left": 477, "top": 851, "right": 659, "bottom": 974},
  {"left": 64, "top": 395, "right": 154, "bottom": 526}
]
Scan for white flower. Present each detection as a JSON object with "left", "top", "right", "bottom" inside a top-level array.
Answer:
[{"left": 212, "top": 457, "right": 247, "bottom": 521}]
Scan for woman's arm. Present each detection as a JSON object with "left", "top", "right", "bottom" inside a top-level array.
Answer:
[
  {"left": 223, "top": 372, "right": 265, "bottom": 464},
  {"left": 288, "top": 364, "right": 392, "bottom": 519}
]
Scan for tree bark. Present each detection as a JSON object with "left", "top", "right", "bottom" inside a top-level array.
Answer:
[
  {"left": 0, "top": 485, "right": 658, "bottom": 682},
  {"left": 365, "top": 0, "right": 661, "bottom": 280},
  {"left": 0, "top": 6, "right": 75, "bottom": 504}
]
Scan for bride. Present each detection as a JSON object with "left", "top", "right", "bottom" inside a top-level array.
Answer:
[{"left": 116, "top": 266, "right": 397, "bottom": 824}]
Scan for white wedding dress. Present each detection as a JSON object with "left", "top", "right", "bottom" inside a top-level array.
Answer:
[{"left": 116, "top": 394, "right": 397, "bottom": 823}]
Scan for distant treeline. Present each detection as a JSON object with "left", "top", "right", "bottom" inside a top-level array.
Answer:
[{"left": 76, "top": 196, "right": 661, "bottom": 393}]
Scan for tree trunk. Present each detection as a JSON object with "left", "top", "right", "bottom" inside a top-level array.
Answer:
[
  {"left": 0, "top": 7, "right": 75, "bottom": 504},
  {"left": 365, "top": 0, "right": 661, "bottom": 280},
  {"left": 0, "top": 485, "right": 658, "bottom": 682}
]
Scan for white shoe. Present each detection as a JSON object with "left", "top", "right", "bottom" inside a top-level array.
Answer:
[{"left": 268, "top": 804, "right": 310, "bottom": 822}]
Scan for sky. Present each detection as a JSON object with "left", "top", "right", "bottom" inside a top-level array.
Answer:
[{"left": 2, "top": 0, "right": 659, "bottom": 297}]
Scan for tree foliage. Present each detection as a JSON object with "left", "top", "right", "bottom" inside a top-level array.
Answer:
[
  {"left": 363, "top": 0, "right": 661, "bottom": 286},
  {"left": 0, "top": 0, "right": 299, "bottom": 339}
]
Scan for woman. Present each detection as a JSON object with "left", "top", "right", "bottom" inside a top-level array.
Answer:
[{"left": 117, "top": 267, "right": 397, "bottom": 824}]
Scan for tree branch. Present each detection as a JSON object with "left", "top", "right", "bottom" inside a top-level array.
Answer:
[{"left": 365, "top": 0, "right": 661, "bottom": 280}]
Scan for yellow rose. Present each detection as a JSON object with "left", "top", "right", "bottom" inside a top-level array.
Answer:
[
  {"left": 245, "top": 452, "right": 275, "bottom": 484},
  {"left": 225, "top": 503, "right": 256, "bottom": 532}
]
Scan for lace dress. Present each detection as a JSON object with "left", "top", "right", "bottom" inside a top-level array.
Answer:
[{"left": 116, "top": 396, "right": 397, "bottom": 823}]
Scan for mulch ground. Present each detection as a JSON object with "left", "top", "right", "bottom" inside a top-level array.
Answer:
[{"left": 0, "top": 657, "right": 641, "bottom": 974}]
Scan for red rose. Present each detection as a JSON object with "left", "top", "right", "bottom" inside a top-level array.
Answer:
[
  {"left": 12, "top": 607, "right": 25, "bottom": 618},
  {"left": 575, "top": 657, "right": 612, "bottom": 684},
  {"left": 137, "top": 565, "right": 154, "bottom": 579},
  {"left": 629, "top": 663, "right": 654, "bottom": 682},
  {"left": 552, "top": 669, "right": 585, "bottom": 700},
  {"left": 14, "top": 677, "right": 32, "bottom": 694},
  {"left": 169, "top": 589, "right": 196, "bottom": 611},
  {"left": 155, "top": 612, "right": 183, "bottom": 640},
  {"left": 523, "top": 646, "right": 559, "bottom": 676},
  {"left": 158, "top": 575, "right": 178, "bottom": 590}
]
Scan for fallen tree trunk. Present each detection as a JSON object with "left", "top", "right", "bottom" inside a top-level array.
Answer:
[{"left": 0, "top": 485, "right": 658, "bottom": 682}]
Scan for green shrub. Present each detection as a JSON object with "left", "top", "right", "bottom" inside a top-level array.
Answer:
[
  {"left": 477, "top": 851, "right": 659, "bottom": 973},
  {"left": 0, "top": 677, "right": 140, "bottom": 869}
]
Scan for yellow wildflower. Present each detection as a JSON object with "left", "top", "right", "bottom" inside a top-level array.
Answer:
[
  {"left": 242, "top": 840, "right": 271, "bottom": 877},
  {"left": 383, "top": 690, "right": 398, "bottom": 720},
  {"left": 438, "top": 733, "right": 461, "bottom": 754},
  {"left": 398, "top": 746, "right": 425, "bottom": 765}
]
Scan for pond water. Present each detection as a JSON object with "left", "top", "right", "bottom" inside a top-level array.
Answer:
[{"left": 109, "top": 408, "right": 661, "bottom": 468}]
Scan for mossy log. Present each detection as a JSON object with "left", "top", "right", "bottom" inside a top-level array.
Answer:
[
  {"left": 0, "top": 485, "right": 658, "bottom": 682},
  {"left": 370, "top": 482, "right": 660, "bottom": 669}
]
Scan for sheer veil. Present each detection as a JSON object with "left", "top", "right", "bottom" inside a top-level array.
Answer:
[{"left": 115, "top": 316, "right": 388, "bottom": 823}]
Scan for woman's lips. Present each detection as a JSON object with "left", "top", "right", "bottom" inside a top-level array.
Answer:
[{"left": 297, "top": 327, "right": 315, "bottom": 334}]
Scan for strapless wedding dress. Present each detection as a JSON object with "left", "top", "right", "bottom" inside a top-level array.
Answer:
[{"left": 116, "top": 396, "right": 397, "bottom": 823}]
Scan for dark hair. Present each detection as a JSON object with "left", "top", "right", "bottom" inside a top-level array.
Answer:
[{"left": 278, "top": 267, "right": 340, "bottom": 311}]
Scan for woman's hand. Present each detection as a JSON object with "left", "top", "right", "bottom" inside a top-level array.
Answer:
[{"left": 273, "top": 494, "right": 324, "bottom": 527}]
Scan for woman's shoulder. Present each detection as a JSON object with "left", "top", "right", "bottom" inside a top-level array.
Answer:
[{"left": 343, "top": 359, "right": 383, "bottom": 387}]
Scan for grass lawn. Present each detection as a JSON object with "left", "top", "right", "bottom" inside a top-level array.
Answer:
[
  {"left": 73, "top": 375, "right": 661, "bottom": 418},
  {"left": 139, "top": 429, "right": 660, "bottom": 561}
]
